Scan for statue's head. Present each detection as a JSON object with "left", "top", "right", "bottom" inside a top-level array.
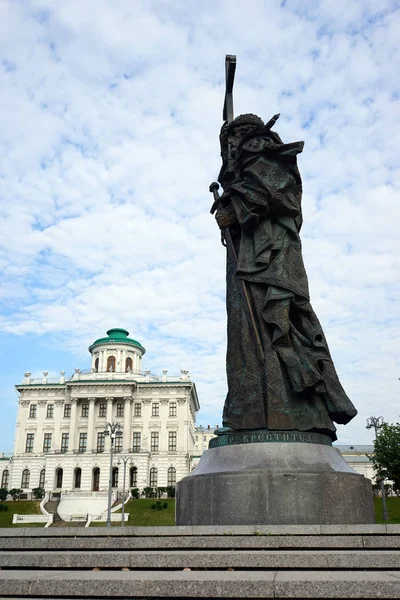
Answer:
[{"left": 227, "top": 114, "right": 265, "bottom": 158}]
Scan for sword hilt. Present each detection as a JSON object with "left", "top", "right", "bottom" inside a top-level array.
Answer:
[{"left": 209, "top": 181, "right": 221, "bottom": 214}]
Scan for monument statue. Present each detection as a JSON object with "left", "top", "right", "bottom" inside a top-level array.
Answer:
[
  {"left": 176, "top": 56, "right": 374, "bottom": 526},
  {"left": 210, "top": 61, "right": 357, "bottom": 442}
]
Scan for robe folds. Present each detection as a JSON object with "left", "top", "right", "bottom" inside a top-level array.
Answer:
[{"left": 220, "top": 133, "right": 357, "bottom": 441}]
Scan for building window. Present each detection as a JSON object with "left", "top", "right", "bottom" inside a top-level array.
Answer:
[
  {"left": 55, "top": 468, "right": 63, "bottom": 489},
  {"left": 39, "top": 469, "right": 45, "bottom": 488},
  {"left": 94, "top": 357, "right": 99, "bottom": 372},
  {"left": 99, "top": 403, "right": 106, "bottom": 418},
  {"left": 114, "top": 434, "right": 122, "bottom": 453},
  {"left": 125, "top": 357, "right": 133, "bottom": 372},
  {"left": 168, "top": 432, "right": 177, "bottom": 452},
  {"left": 92, "top": 467, "right": 100, "bottom": 491},
  {"left": 64, "top": 404, "right": 71, "bottom": 418},
  {"left": 149, "top": 467, "right": 158, "bottom": 487},
  {"left": 25, "top": 433, "right": 34, "bottom": 453},
  {"left": 81, "top": 403, "right": 89, "bottom": 418},
  {"left": 112, "top": 467, "right": 119, "bottom": 488},
  {"left": 132, "top": 432, "right": 141, "bottom": 452},
  {"left": 97, "top": 432, "right": 105, "bottom": 453},
  {"left": 169, "top": 402, "right": 177, "bottom": 417},
  {"left": 29, "top": 404, "right": 37, "bottom": 418},
  {"left": 43, "top": 433, "right": 52, "bottom": 453},
  {"left": 46, "top": 404, "right": 54, "bottom": 418},
  {"left": 107, "top": 356, "right": 116, "bottom": 372},
  {"left": 152, "top": 403, "right": 159, "bottom": 417},
  {"left": 61, "top": 433, "right": 69, "bottom": 453},
  {"left": 130, "top": 466, "right": 137, "bottom": 488},
  {"left": 167, "top": 467, "right": 176, "bottom": 487},
  {"left": 151, "top": 432, "right": 159, "bottom": 452},
  {"left": 116, "top": 403, "right": 124, "bottom": 417},
  {"left": 134, "top": 403, "right": 141, "bottom": 417},
  {"left": 74, "top": 468, "right": 81, "bottom": 489},
  {"left": 79, "top": 433, "right": 87, "bottom": 453},
  {"left": 21, "top": 469, "right": 30, "bottom": 488},
  {"left": 1, "top": 470, "right": 9, "bottom": 489}
]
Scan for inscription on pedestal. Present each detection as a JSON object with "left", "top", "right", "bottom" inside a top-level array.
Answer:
[{"left": 209, "top": 429, "right": 332, "bottom": 449}]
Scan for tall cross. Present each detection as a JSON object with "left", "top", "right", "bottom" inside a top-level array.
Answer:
[{"left": 223, "top": 55, "right": 236, "bottom": 125}]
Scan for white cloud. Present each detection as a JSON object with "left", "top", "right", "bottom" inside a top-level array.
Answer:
[{"left": 0, "top": 0, "right": 399, "bottom": 449}]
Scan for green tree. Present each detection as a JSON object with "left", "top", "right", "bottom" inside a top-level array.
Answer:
[
  {"left": 9, "top": 488, "right": 22, "bottom": 501},
  {"left": 32, "top": 487, "right": 45, "bottom": 500},
  {"left": 372, "top": 422, "right": 400, "bottom": 490},
  {"left": 0, "top": 488, "right": 8, "bottom": 501}
]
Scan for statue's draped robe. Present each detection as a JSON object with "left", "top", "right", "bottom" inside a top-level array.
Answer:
[{"left": 220, "top": 132, "right": 357, "bottom": 441}]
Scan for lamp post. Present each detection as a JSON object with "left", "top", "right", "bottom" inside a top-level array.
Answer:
[
  {"left": 104, "top": 422, "right": 121, "bottom": 528},
  {"left": 117, "top": 455, "right": 133, "bottom": 527},
  {"left": 366, "top": 416, "right": 389, "bottom": 521}
]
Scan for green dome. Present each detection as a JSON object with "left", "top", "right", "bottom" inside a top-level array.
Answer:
[{"left": 88, "top": 328, "right": 146, "bottom": 354}]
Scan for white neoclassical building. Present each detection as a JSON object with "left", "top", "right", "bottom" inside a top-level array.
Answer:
[{"left": 1, "top": 328, "right": 200, "bottom": 496}]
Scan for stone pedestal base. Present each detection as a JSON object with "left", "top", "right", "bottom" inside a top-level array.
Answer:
[{"left": 176, "top": 442, "right": 375, "bottom": 525}]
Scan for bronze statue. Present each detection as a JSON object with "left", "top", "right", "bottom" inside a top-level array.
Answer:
[{"left": 211, "top": 57, "right": 357, "bottom": 441}]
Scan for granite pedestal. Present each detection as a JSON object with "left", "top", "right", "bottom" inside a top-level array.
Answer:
[{"left": 176, "top": 434, "right": 375, "bottom": 526}]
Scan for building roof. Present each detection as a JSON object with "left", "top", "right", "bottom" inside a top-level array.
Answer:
[
  {"left": 88, "top": 328, "right": 146, "bottom": 354},
  {"left": 334, "top": 445, "right": 374, "bottom": 453}
]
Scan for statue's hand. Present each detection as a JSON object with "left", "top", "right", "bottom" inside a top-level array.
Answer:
[{"left": 215, "top": 207, "right": 237, "bottom": 230}]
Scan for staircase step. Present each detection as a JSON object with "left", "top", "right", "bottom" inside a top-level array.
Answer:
[
  {"left": 2, "top": 534, "right": 400, "bottom": 550},
  {"left": 0, "top": 549, "right": 400, "bottom": 570},
  {"left": 0, "top": 569, "right": 399, "bottom": 598}
]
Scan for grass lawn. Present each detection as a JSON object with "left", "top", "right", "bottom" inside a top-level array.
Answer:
[
  {"left": 374, "top": 496, "right": 400, "bottom": 524},
  {"left": 90, "top": 498, "right": 176, "bottom": 527},
  {"left": 0, "top": 501, "right": 42, "bottom": 528}
]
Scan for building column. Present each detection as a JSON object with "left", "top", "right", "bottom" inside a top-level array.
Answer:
[
  {"left": 87, "top": 398, "right": 96, "bottom": 452},
  {"left": 69, "top": 399, "right": 78, "bottom": 452},
  {"left": 53, "top": 400, "right": 63, "bottom": 452},
  {"left": 122, "top": 350, "right": 126, "bottom": 372},
  {"left": 99, "top": 350, "right": 105, "bottom": 373},
  {"left": 106, "top": 397, "right": 113, "bottom": 424},
  {"left": 123, "top": 396, "right": 132, "bottom": 452}
]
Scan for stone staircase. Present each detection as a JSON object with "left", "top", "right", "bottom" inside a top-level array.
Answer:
[
  {"left": 43, "top": 499, "right": 62, "bottom": 525},
  {"left": 0, "top": 524, "right": 399, "bottom": 598}
]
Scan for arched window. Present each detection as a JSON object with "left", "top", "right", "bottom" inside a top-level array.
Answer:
[
  {"left": 107, "top": 356, "right": 116, "bottom": 372},
  {"left": 167, "top": 467, "right": 176, "bottom": 487},
  {"left": 74, "top": 468, "right": 82, "bottom": 489},
  {"left": 149, "top": 467, "right": 157, "bottom": 488},
  {"left": 21, "top": 469, "right": 30, "bottom": 488},
  {"left": 125, "top": 357, "right": 133, "bottom": 372},
  {"left": 112, "top": 467, "right": 119, "bottom": 488},
  {"left": 94, "top": 358, "right": 99, "bottom": 372},
  {"left": 55, "top": 468, "right": 63, "bottom": 489},
  {"left": 39, "top": 469, "right": 45, "bottom": 488},
  {"left": 92, "top": 467, "right": 100, "bottom": 491},
  {"left": 1, "top": 470, "right": 9, "bottom": 489},
  {"left": 130, "top": 466, "right": 137, "bottom": 488}
]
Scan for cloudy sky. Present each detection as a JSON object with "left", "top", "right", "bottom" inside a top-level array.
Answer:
[{"left": 0, "top": 0, "right": 399, "bottom": 451}]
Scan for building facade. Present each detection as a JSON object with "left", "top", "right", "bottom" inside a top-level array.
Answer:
[{"left": 1, "top": 328, "right": 199, "bottom": 495}]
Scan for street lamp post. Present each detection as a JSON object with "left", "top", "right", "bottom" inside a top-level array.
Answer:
[
  {"left": 366, "top": 416, "right": 389, "bottom": 521},
  {"left": 104, "top": 422, "right": 121, "bottom": 528},
  {"left": 117, "top": 455, "right": 133, "bottom": 527}
]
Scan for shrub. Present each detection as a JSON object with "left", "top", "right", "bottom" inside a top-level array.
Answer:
[
  {"left": 166, "top": 486, "right": 176, "bottom": 498},
  {"left": 143, "top": 486, "right": 156, "bottom": 499},
  {"left": 9, "top": 489, "right": 22, "bottom": 501},
  {"left": 151, "top": 501, "right": 168, "bottom": 511},
  {"left": 32, "top": 487, "right": 45, "bottom": 500},
  {"left": 0, "top": 503, "right": 8, "bottom": 512},
  {"left": 0, "top": 488, "right": 8, "bottom": 501},
  {"left": 131, "top": 488, "right": 140, "bottom": 500}
]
